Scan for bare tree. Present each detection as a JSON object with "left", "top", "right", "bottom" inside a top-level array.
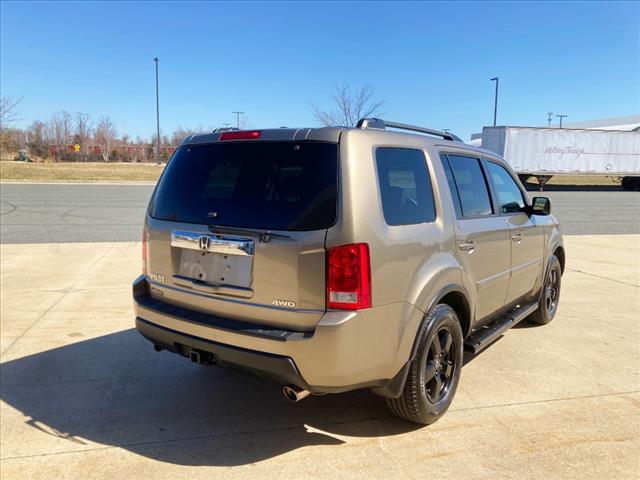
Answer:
[
  {"left": 51, "top": 111, "right": 72, "bottom": 145},
  {"left": 94, "top": 116, "right": 117, "bottom": 162},
  {"left": 0, "top": 96, "right": 22, "bottom": 131},
  {"left": 133, "top": 135, "right": 148, "bottom": 162},
  {"left": 0, "top": 128, "right": 20, "bottom": 157},
  {"left": 0, "top": 97, "right": 23, "bottom": 155},
  {"left": 26, "top": 120, "right": 51, "bottom": 158},
  {"left": 74, "top": 113, "right": 92, "bottom": 157},
  {"left": 49, "top": 111, "right": 73, "bottom": 161},
  {"left": 171, "top": 126, "right": 203, "bottom": 145},
  {"left": 312, "top": 84, "right": 384, "bottom": 127}
]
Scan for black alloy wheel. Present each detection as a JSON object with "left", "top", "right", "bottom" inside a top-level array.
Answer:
[
  {"left": 544, "top": 265, "right": 560, "bottom": 316},
  {"left": 424, "top": 326, "right": 457, "bottom": 404}
]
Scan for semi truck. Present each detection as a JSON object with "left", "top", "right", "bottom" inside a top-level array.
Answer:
[{"left": 479, "top": 126, "right": 640, "bottom": 190}]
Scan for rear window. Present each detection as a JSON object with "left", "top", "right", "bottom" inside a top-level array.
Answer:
[
  {"left": 151, "top": 141, "right": 338, "bottom": 231},
  {"left": 375, "top": 147, "right": 436, "bottom": 226}
]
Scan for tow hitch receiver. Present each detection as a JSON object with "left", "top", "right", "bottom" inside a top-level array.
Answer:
[{"left": 190, "top": 349, "right": 215, "bottom": 365}]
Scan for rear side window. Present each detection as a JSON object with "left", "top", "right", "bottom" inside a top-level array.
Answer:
[
  {"left": 486, "top": 161, "right": 526, "bottom": 213},
  {"left": 445, "top": 154, "right": 493, "bottom": 217},
  {"left": 376, "top": 147, "right": 436, "bottom": 226},
  {"left": 151, "top": 141, "right": 338, "bottom": 231}
]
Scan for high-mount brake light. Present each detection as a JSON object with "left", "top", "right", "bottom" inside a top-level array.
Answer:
[
  {"left": 219, "top": 130, "right": 261, "bottom": 141},
  {"left": 326, "top": 243, "right": 371, "bottom": 310}
]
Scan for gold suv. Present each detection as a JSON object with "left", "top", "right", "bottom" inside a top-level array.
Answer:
[{"left": 133, "top": 119, "right": 564, "bottom": 424}]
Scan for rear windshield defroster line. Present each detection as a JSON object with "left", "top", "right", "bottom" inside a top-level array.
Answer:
[{"left": 150, "top": 141, "right": 339, "bottom": 231}]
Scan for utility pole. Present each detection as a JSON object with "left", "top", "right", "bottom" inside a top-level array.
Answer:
[
  {"left": 547, "top": 112, "right": 554, "bottom": 126},
  {"left": 490, "top": 77, "right": 499, "bottom": 126},
  {"left": 154, "top": 57, "right": 161, "bottom": 165},
  {"left": 555, "top": 114, "right": 567, "bottom": 128},
  {"left": 232, "top": 111, "right": 244, "bottom": 129},
  {"left": 222, "top": 123, "right": 231, "bottom": 128}
]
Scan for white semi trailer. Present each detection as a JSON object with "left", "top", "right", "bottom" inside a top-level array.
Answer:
[{"left": 480, "top": 126, "right": 640, "bottom": 190}]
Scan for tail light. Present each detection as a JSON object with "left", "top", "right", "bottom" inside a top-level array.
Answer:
[
  {"left": 326, "top": 243, "right": 371, "bottom": 310},
  {"left": 219, "top": 130, "right": 261, "bottom": 141},
  {"left": 142, "top": 227, "right": 148, "bottom": 275}
]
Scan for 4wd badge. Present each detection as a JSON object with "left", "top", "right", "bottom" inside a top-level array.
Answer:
[{"left": 272, "top": 299, "right": 296, "bottom": 308}]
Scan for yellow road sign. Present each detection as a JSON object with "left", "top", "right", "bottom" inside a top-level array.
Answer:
[{"left": 74, "top": 144, "right": 81, "bottom": 152}]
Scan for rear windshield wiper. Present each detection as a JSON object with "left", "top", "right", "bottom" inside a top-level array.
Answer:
[{"left": 207, "top": 225, "right": 292, "bottom": 243}]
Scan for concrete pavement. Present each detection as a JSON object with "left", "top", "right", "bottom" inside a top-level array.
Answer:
[
  {"left": 1, "top": 183, "right": 639, "bottom": 243},
  {"left": 0, "top": 235, "right": 639, "bottom": 479}
]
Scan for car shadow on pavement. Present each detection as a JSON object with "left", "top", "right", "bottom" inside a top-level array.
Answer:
[{"left": 0, "top": 329, "right": 420, "bottom": 466}]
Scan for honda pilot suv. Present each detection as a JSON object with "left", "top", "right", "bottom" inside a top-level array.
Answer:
[{"left": 133, "top": 118, "right": 564, "bottom": 424}]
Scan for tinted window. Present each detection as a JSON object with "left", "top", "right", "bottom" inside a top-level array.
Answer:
[
  {"left": 486, "top": 161, "right": 526, "bottom": 214},
  {"left": 151, "top": 141, "right": 338, "bottom": 231},
  {"left": 446, "top": 155, "right": 493, "bottom": 217},
  {"left": 440, "top": 154, "right": 463, "bottom": 218},
  {"left": 376, "top": 148, "right": 436, "bottom": 226}
]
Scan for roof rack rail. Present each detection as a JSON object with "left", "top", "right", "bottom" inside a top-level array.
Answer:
[
  {"left": 356, "top": 118, "right": 462, "bottom": 142},
  {"left": 212, "top": 127, "right": 240, "bottom": 133}
]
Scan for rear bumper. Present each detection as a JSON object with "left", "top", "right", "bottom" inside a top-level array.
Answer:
[
  {"left": 136, "top": 317, "right": 314, "bottom": 390},
  {"left": 133, "top": 275, "right": 422, "bottom": 394}
]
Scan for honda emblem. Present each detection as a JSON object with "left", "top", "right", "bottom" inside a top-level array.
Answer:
[{"left": 199, "top": 236, "right": 211, "bottom": 252}]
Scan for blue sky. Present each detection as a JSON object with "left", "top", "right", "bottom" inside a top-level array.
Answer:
[{"left": 1, "top": 1, "right": 638, "bottom": 141}]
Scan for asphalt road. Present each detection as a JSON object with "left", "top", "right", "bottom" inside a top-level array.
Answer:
[
  {"left": 1, "top": 183, "right": 639, "bottom": 243},
  {"left": 0, "top": 183, "right": 153, "bottom": 243}
]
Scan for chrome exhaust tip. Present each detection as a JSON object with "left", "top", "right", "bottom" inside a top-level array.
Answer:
[{"left": 282, "top": 385, "right": 310, "bottom": 403}]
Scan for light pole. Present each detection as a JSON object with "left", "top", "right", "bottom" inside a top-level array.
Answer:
[
  {"left": 490, "top": 77, "right": 499, "bottom": 126},
  {"left": 154, "top": 57, "right": 161, "bottom": 165},
  {"left": 547, "top": 112, "right": 554, "bottom": 126},
  {"left": 222, "top": 122, "right": 231, "bottom": 128},
  {"left": 232, "top": 111, "right": 244, "bottom": 129},
  {"left": 555, "top": 114, "right": 567, "bottom": 128}
]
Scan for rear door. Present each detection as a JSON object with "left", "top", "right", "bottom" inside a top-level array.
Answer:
[
  {"left": 484, "top": 159, "right": 544, "bottom": 303},
  {"left": 145, "top": 140, "right": 339, "bottom": 331},
  {"left": 440, "top": 153, "right": 511, "bottom": 322}
]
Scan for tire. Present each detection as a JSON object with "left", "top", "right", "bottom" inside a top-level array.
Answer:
[
  {"left": 528, "top": 255, "right": 562, "bottom": 325},
  {"left": 386, "top": 304, "right": 463, "bottom": 425}
]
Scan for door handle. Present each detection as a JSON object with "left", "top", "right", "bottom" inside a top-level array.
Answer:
[
  {"left": 457, "top": 240, "right": 476, "bottom": 252},
  {"left": 511, "top": 232, "right": 523, "bottom": 242}
]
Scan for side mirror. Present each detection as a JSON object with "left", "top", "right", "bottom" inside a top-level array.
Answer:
[{"left": 530, "top": 196, "right": 551, "bottom": 216}]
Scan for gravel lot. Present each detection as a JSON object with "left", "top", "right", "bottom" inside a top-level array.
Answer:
[{"left": 1, "top": 183, "right": 639, "bottom": 243}]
